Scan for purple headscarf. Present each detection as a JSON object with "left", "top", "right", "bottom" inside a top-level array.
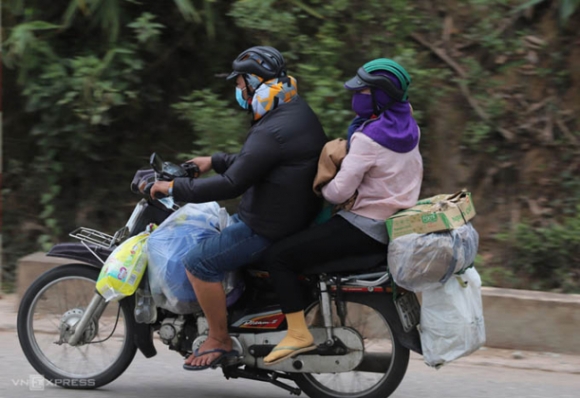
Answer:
[{"left": 347, "top": 71, "right": 419, "bottom": 153}]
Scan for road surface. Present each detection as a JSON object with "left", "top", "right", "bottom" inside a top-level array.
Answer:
[{"left": 1, "top": 331, "right": 579, "bottom": 398}]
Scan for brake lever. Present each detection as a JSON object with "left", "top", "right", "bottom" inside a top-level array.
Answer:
[{"left": 181, "top": 162, "right": 200, "bottom": 179}]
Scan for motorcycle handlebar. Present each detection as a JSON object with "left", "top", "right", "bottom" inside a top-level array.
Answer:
[
  {"left": 150, "top": 152, "right": 199, "bottom": 181},
  {"left": 131, "top": 153, "right": 200, "bottom": 201},
  {"left": 142, "top": 181, "right": 168, "bottom": 200}
]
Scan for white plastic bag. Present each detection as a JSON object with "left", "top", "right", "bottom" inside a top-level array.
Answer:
[
  {"left": 146, "top": 202, "right": 235, "bottom": 314},
  {"left": 388, "top": 223, "right": 479, "bottom": 292},
  {"left": 419, "top": 267, "right": 486, "bottom": 368}
]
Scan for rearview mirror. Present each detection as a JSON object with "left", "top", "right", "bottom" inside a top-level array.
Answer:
[{"left": 150, "top": 152, "right": 164, "bottom": 173}]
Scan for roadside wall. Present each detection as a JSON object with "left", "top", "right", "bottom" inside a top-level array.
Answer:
[{"left": 15, "top": 253, "right": 580, "bottom": 355}]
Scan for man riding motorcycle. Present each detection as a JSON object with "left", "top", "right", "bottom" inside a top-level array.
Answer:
[{"left": 149, "top": 46, "right": 327, "bottom": 370}]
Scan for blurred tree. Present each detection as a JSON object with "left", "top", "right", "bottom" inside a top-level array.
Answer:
[
  {"left": 516, "top": 0, "right": 580, "bottom": 25},
  {"left": 1, "top": 0, "right": 245, "bottom": 289},
  {"left": 2, "top": 0, "right": 579, "bottom": 292}
]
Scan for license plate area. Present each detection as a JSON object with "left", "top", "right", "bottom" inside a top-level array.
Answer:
[{"left": 394, "top": 292, "right": 421, "bottom": 333}]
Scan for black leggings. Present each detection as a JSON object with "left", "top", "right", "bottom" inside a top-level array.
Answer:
[{"left": 263, "top": 215, "right": 387, "bottom": 314}]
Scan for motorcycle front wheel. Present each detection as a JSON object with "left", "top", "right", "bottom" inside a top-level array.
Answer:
[
  {"left": 17, "top": 263, "right": 137, "bottom": 389},
  {"left": 294, "top": 293, "right": 410, "bottom": 398}
]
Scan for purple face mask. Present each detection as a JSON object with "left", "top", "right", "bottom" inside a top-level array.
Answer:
[
  {"left": 351, "top": 92, "right": 374, "bottom": 118},
  {"left": 346, "top": 71, "right": 419, "bottom": 153}
]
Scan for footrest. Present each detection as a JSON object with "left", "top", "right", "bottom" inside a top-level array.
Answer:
[
  {"left": 248, "top": 344, "right": 275, "bottom": 358},
  {"left": 248, "top": 341, "right": 348, "bottom": 358}
]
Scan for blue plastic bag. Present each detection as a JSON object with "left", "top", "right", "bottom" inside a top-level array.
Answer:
[{"left": 146, "top": 202, "right": 240, "bottom": 314}]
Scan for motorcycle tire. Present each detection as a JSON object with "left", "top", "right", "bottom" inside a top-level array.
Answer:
[
  {"left": 17, "top": 263, "right": 137, "bottom": 389},
  {"left": 294, "top": 293, "right": 410, "bottom": 398}
]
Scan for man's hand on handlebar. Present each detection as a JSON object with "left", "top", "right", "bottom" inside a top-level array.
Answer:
[
  {"left": 133, "top": 153, "right": 203, "bottom": 200},
  {"left": 187, "top": 156, "right": 212, "bottom": 175},
  {"left": 150, "top": 181, "right": 172, "bottom": 200}
]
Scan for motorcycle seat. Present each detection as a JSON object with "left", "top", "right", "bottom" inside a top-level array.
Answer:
[
  {"left": 249, "top": 252, "right": 387, "bottom": 276},
  {"left": 304, "top": 252, "right": 387, "bottom": 275}
]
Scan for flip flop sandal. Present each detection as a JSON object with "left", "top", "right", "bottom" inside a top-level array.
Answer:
[
  {"left": 263, "top": 345, "right": 318, "bottom": 366},
  {"left": 183, "top": 348, "right": 240, "bottom": 371}
]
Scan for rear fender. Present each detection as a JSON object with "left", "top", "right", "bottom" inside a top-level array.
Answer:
[
  {"left": 47, "top": 243, "right": 112, "bottom": 268},
  {"left": 344, "top": 293, "right": 423, "bottom": 355},
  {"left": 381, "top": 295, "right": 422, "bottom": 355}
]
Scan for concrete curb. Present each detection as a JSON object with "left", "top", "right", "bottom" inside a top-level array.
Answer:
[
  {"left": 0, "top": 293, "right": 17, "bottom": 332},
  {"left": 409, "top": 348, "right": 580, "bottom": 375},
  {"left": 16, "top": 252, "right": 84, "bottom": 299},
  {"left": 482, "top": 287, "right": 580, "bottom": 355},
  {"left": 7, "top": 252, "right": 580, "bottom": 355}
]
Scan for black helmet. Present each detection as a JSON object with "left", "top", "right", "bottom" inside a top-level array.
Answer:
[{"left": 227, "top": 46, "right": 287, "bottom": 81}]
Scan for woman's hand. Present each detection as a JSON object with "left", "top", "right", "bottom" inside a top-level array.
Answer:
[{"left": 187, "top": 156, "right": 212, "bottom": 175}]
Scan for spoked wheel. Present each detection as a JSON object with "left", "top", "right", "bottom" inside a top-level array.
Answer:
[
  {"left": 294, "top": 294, "right": 410, "bottom": 398},
  {"left": 17, "top": 264, "right": 137, "bottom": 389}
]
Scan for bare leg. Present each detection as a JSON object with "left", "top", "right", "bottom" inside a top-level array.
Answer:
[{"left": 183, "top": 270, "right": 232, "bottom": 367}]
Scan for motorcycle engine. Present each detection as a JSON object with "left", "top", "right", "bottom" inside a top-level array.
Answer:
[
  {"left": 157, "top": 316, "right": 202, "bottom": 354},
  {"left": 158, "top": 317, "right": 186, "bottom": 348}
]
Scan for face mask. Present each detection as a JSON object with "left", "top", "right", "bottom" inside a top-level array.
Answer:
[
  {"left": 236, "top": 87, "right": 249, "bottom": 110},
  {"left": 351, "top": 92, "right": 374, "bottom": 118}
]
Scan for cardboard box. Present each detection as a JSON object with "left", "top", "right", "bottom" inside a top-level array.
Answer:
[{"left": 386, "top": 191, "right": 476, "bottom": 240}]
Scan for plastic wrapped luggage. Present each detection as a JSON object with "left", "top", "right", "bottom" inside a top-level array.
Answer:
[
  {"left": 388, "top": 223, "right": 479, "bottom": 292},
  {"left": 146, "top": 202, "right": 243, "bottom": 314}
]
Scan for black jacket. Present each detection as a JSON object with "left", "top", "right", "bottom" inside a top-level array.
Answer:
[{"left": 173, "top": 96, "right": 327, "bottom": 241}]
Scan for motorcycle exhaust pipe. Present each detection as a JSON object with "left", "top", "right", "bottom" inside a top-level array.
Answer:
[{"left": 354, "top": 352, "right": 393, "bottom": 373}]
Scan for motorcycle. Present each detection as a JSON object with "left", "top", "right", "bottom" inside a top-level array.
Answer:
[{"left": 17, "top": 153, "right": 422, "bottom": 398}]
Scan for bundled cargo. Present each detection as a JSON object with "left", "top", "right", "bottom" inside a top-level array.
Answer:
[
  {"left": 386, "top": 191, "right": 479, "bottom": 292},
  {"left": 386, "top": 190, "right": 484, "bottom": 367},
  {"left": 146, "top": 202, "right": 243, "bottom": 314},
  {"left": 388, "top": 223, "right": 479, "bottom": 292},
  {"left": 386, "top": 190, "right": 476, "bottom": 240},
  {"left": 419, "top": 268, "right": 486, "bottom": 368}
]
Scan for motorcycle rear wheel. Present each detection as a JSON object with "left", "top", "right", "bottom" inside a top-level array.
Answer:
[
  {"left": 17, "top": 264, "right": 137, "bottom": 389},
  {"left": 294, "top": 294, "right": 410, "bottom": 398}
]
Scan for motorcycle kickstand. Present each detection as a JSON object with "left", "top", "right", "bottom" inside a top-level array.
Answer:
[{"left": 222, "top": 367, "right": 302, "bottom": 396}]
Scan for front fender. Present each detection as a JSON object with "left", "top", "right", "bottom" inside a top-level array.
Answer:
[
  {"left": 121, "top": 295, "right": 157, "bottom": 359},
  {"left": 47, "top": 242, "right": 112, "bottom": 268},
  {"left": 47, "top": 246, "right": 158, "bottom": 358}
]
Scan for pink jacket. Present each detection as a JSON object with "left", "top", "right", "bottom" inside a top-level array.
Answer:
[{"left": 321, "top": 132, "right": 423, "bottom": 220}]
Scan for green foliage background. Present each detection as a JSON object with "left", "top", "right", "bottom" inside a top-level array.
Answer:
[{"left": 2, "top": 0, "right": 580, "bottom": 292}]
